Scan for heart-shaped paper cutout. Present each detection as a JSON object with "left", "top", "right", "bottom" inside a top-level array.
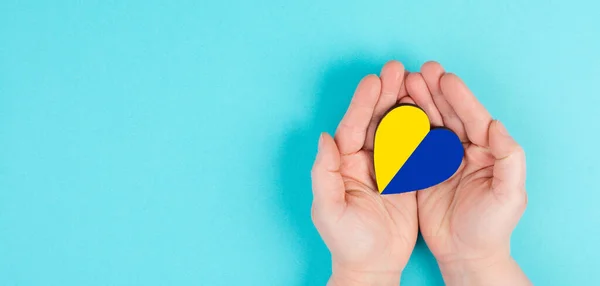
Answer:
[{"left": 374, "top": 104, "right": 464, "bottom": 194}]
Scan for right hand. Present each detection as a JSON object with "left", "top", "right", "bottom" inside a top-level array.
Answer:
[{"left": 311, "top": 61, "right": 418, "bottom": 285}]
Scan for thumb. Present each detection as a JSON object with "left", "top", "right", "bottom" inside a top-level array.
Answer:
[
  {"left": 311, "top": 132, "right": 346, "bottom": 215},
  {"left": 488, "top": 120, "right": 527, "bottom": 199}
]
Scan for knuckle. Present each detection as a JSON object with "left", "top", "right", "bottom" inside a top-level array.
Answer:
[
  {"left": 517, "top": 190, "right": 528, "bottom": 210},
  {"left": 310, "top": 205, "right": 323, "bottom": 226},
  {"left": 515, "top": 145, "right": 525, "bottom": 156}
]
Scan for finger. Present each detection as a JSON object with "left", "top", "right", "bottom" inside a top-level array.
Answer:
[
  {"left": 420, "top": 62, "right": 467, "bottom": 141},
  {"left": 399, "top": 96, "right": 415, "bottom": 104},
  {"left": 397, "top": 70, "right": 410, "bottom": 102},
  {"left": 440, "top": 73, "right": 492, "bottom": 146},
  {"left": 488, "top": 120, "right": 527, "bottom": 200},
  {"left": 311, "top": 132, "right": 346, "bottom": 213},
  {"left": 335, "top": 74, "right": 381, "bottom": 155},
  {"left": 364, "top": 60, "right": 406, "bottom": 150},
  {"left": 405, "top": 72, "right": 444, "bottom": 126}
]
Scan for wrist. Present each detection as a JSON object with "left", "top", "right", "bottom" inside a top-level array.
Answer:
[
  {"left": 438, "top": 249, "right": 511, "bottom": 278},
  {"left": 328, "top": 262, "right": 401, "bottom": 286},
  {"left": 438, "top": 251, "right": 530, "bottom": 286}
]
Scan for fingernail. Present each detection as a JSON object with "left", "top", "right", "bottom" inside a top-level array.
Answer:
[{"left": 496, "top": 120, "right": 509, "bottom": 136}]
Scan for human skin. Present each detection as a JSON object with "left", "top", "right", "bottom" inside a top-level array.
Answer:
[
  {"left": 406, "top": 62, "right": 531, "bottom": 286},
  {"left": 310, "top": 60, "right": 531, "bottom": 285}
]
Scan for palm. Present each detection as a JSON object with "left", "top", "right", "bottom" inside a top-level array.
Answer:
[
  {"left": 418, "top": 144, "right": 499, "bottom": 260},
  {"left": 332, "top": 149, "right": 417, "bottom": 272}
]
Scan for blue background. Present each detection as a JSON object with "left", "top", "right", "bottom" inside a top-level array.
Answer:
[{"left": 1, "top": 1, "right": 598, "bottom": 285}]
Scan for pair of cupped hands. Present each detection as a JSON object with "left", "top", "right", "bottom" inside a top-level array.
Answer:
[{"left": 311, "top": 61, "right": 531, "bottom": 285}]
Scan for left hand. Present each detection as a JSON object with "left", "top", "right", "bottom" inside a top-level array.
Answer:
[{"left": 404, "top": 61, "right": 530, "bottom": 285}]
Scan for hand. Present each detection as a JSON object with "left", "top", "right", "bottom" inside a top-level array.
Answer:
[
  {"left": 311, "top": 61, "right": 418, "bottom": 285},
  {"left": 404, "top": 61, "right": 531, "bottom": 285}
]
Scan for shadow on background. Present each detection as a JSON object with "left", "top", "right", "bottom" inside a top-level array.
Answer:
[{"left": 277, "top": 54, "right": 444, "bottom": 285}]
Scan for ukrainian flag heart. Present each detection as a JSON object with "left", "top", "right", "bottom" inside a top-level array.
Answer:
[{"left": 374, "top": 104, "right": 464, "bottom": 195}]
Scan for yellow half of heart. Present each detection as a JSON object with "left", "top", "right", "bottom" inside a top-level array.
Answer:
[{"left": 374, "top": 105, "right": 430, "bottom": 193}]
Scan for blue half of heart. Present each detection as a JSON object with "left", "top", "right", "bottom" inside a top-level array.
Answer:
[{"left": 381, "top": 128, "right": 464, "bottom": 195}]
